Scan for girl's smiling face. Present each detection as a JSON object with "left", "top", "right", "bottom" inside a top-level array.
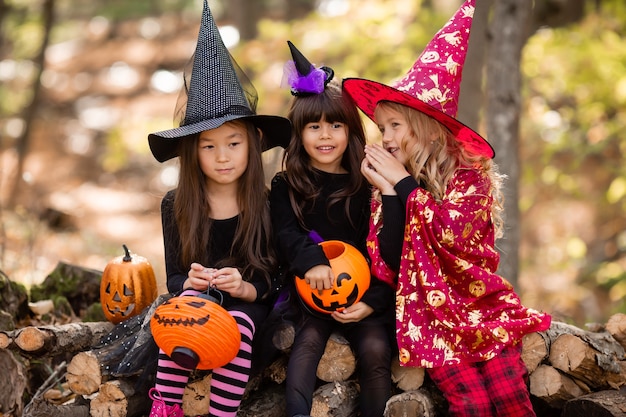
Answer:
[
  {"left": 374, "top": 105, "right": 416, "bottom": 166},
  {"left": 301, "top": 117, "right": 348, "bottom": 173}
]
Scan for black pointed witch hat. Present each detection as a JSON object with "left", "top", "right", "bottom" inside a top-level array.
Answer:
[{"left": 148, "top": 0, "right": 291, "bottom": 162}]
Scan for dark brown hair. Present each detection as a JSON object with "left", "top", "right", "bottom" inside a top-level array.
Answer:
[
  {"left": 173, "top": 119, "right": 276, "bottom": 293},
  {"left": 282, "top": 79, "right": 367, "bottom": 228}
]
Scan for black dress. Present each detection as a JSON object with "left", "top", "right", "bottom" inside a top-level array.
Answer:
[{"left": 269, "top": 169, "right": 395, "bottom": 417}]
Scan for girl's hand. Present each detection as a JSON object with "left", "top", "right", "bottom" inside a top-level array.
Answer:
[
  {"left": 361, "top": 157, "right": 395, "bottom": 194},
  {"left": 304, "top": 264, "right": 334, "bottom": 291},
  {"left": 186, "top": 262, "right": 216, "bottom": 291},
  {"left": 363, "top": 143, "right": 411, "bottom": 188},
  {"left": 208, "top": 267, "right": 251, "bottom": 299},
  {"left": 330, "top": 302, "right": 373, "bottom": 323}
]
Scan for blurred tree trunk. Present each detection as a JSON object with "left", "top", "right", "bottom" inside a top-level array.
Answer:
[
  {"left": 284, "top": 0, "right": 316, "bottom": 20},
  {"left": 227, "top": 0, "right": 262, "bottom": 40},
  {"left": 8, "top": 0, "right": 55, "bottom": 208},
  {"left": 458, "top": 0, "right": 493, "bottom": 131},
  {"left": 0, "top": 0, "right": 8, "bottom": 58},
  {"left": 484, "top": 0, "right": 534, "bottom": 288}
]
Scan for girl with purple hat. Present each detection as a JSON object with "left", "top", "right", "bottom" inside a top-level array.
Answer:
[
  {"left": 343, "top": 0, "right": 551, "bottom": 415},
  {"left": 270, "top": 41, "right": 395, "bottom": 417}
]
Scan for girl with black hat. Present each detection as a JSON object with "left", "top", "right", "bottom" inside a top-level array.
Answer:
[{"left": 146, "top": 1, "right": 291, "bottom": 416}]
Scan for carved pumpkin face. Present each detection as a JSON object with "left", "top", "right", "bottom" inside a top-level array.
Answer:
[
  {"left": 150, "top": 293, "right": 241, "bottom": 370},
  {"left": 100, "top": 244, "right": 158, "bottom": 324},
  {"left": 295, "top": 240, "right": 370, "bottom": 314}
]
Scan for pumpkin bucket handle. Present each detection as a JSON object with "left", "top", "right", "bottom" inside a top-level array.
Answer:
[{"left": 198, "top": 286, "right": 224, "bottom": 305}]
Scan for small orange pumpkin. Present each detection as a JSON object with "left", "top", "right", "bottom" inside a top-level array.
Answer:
[
  {"left": 295, "top": 240, "right": 370, "bottom": 314},
  {"left": 100, "top": 244, "right": 158, "bottom": 324},
  {"left": 150, "top": 290, "right": 241, "bottom": 370}
]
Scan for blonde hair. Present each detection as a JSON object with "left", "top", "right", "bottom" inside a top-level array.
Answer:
[{"left": 376, "top": 101, "right": 505, "bottom": 238}]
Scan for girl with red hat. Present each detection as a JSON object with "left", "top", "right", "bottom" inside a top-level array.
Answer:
[{"left": 343, "top": 0, "right": 551, "bottom": 415}]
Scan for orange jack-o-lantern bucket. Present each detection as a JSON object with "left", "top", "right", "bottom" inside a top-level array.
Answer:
[
  {"left": 295, "top": 240, "right": 370, "bottom": 315},
  {"left": 150, "top": 289, "right": 241, "bottom": 370}
]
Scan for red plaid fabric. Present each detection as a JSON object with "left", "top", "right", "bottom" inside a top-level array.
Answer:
[{"left": 427, "top": 344, "right": 535, "bottom": 417}]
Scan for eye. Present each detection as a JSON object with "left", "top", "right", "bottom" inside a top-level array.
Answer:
[
  {"left": 123, "top": 284, "right": 134, "bottom": 296},
  {"left": 331, "top": 122, "right": 344, "bottom": 129},
  {"left": 336, "top": 273, "right": 352, "bottom": 287}
]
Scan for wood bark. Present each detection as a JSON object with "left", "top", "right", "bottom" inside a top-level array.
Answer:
[
  {"left": 606, "top": 313, "right": 626, "bottom": 351},
  {"left": 310, "top": 380, "right": 359, "bottom": 417},
  {"left": 6, "top": 322, "right": 113, "bottom": 357},
  {"left": 561, "top": 388, "right": 626, "bottom": 417},
  {"left": 0, "top": 349, "right": 27, "bottom": 416}
]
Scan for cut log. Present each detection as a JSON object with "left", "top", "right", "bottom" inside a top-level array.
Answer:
[
  {"left": 182, "top": 373, "right": 212, "bottom": 416},
  {"left": 317, "top": 332, "right": 356, "bottom": 383},
  {"left": 272, "top": 322, "right": 295, "bottom": 351},
  {"left": 0, "top": 330, "right": 14, "bottom": 349},
  {"left": 549, "top": 333, "right": 626, "bottom": 390},
  {"left": 11, "top": 322, "right": 113, "bottom": 356},
  {"left": 391, "top": 358, "right": 425, "bottom": 392},
  {"left": 383, "top": 390, "right": 436, "bottom": 417},
  {"left": 66, "top": 350, "right": 103, "bottom": 395},
  {"left": 90, "top": 379, "right": 148, "bottom": 417},
  {"left": 561, "top": 388, "right": 626, "bottom": 417},
  {"left": 529, "top": 364, "right": 586, "bottom": 408},
  {"left": 238, "top": 381, "right": 286, "bottom": 417},
  {"left": 264, "top": 354, "right": 288, "bottom": 385},
  {"left": 606, "top": 313, "right": 626, "bottom": 351},
  {"left": 547, "top": 322, "right": 626, "bottom": 362},
  {"left": 522, "top": 331, "right": 549, "bottom": 373},
  {"left": 311, "top": 380, "right": 359, "bottom": 417}
]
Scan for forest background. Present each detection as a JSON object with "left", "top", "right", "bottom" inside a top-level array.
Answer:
[{"left": 0, "top": 0, "right": 625, "bottom": 327}]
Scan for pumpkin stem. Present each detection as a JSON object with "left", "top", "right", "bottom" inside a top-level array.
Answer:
[{"left": 122, "top": 244, "right": 132, "bottom": 262}]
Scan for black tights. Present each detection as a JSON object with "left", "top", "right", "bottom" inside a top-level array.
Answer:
[{"left": 285, "top": 315, "right": 392, "bottom": 417}]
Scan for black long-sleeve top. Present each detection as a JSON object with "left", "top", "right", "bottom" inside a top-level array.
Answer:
[
  {"left": 160, "top": 190, "right": 269, "bottom": 304},
  {"left": 269, "top": 170, "right": 394, "bottom": 315},
  {"left": 377, "top": 176, "right": 421, "bottom": 271}
]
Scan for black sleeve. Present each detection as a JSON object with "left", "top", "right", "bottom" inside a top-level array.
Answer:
[
  {"left": 378, "top": 194, "right": 405, "bottom": 271},
  {"left": 269, "top": 173, "right": 328, "bottom": 277},
  {"left": 395, "top": 175, "right": 421, "bottom": 206},
  {"left": 161, "top": 190, "right": 188, "bottom": 294},
  {"left": 359, "top": 275, "right": 395, "bottom": 314}
]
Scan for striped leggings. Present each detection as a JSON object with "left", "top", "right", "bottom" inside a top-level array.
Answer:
[{"left": 153, "top": 291, "right": 255, "bottom": 417}]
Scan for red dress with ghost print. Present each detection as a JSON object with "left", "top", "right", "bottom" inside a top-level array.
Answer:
[{"left": 367, "top": 167, "right": 551, "bottom": 368}]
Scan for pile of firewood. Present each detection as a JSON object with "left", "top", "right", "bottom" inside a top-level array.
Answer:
[{"left": 2, "top": 312, "right": 626, "bottom": 417}]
